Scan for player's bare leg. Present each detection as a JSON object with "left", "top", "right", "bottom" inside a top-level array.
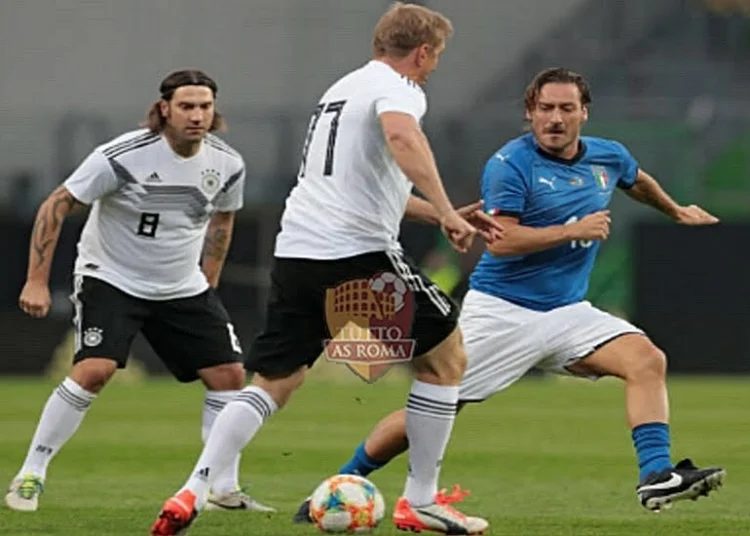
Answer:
[
  {"left": 151, "top": 368, "right": 303, "bottom": 535},
  {"left": 569, "top": 334, "right": 725, "bottom": 511},
  {"left": 69, "top": 359, "right": 119, "bottom": 394},
  {"left": 392, "top": 327, "right": 488, "bottom": 535},
  {"left": 195, "top": 363, "right": 275, "bottom": 513},
  {"left": 364, "top": 411, "right": 410, "bottom": 462},
  {"left": 344, "top": 398, "right": 468, "bottom": 475},
  {"left": 4, "top": 359, "right": 114, "bottom": 512}
]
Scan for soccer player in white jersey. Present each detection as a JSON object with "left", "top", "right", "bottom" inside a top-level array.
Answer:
[
  {"left": 151, "top": 4, "right": 502, "bottom": 535},
  {"left": 4, "top": 70, "right": 273, "bottom": 514},
  {"left": 293, "top": 67, "right": 726, "bottom": 517}
]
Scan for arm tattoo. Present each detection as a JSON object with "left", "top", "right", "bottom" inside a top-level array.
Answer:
[
  {"left": 31, "top": 213, "right": 53, "bottom": 268},
  {"left": 202, "top": 226, "right": 230, "bottom": 261},
  {"left": 31, "top": 188, "right": 76, "bottom": 268},
  {"left": 51, "top": 191, "right": 76, "bottom": 229}
]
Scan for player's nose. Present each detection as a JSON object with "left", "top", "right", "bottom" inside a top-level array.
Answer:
[{"left": 550, "top": 110, "right": 563, "bottom": 123}]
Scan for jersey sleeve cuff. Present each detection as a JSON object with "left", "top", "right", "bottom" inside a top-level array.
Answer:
[
  {"left": 62, "top": 183, "right": 91, "bottom": 205},
  {"left": 617, "top": 167, "right": 639, "bottom": 190},
  {"left": 217, "top": 204, "right": 242, "bottom": 212},
  {"left": 375, "top": 106, "right": 421, "bottom": 122},
  {"left": 486, "top": 207, "right": 522, "bottom": 218}
]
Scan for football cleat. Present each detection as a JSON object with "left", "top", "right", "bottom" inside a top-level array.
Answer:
[
  {"left": 393, "top": 485, "right": 488, "bottom": 535},
  {"left": 4, "top": 474, "right": 44, "bottom": 512},
  {"left": 205, "top": 487, "right": 276, "bottom": 512},
  {"left": 151, "top": 489, "right": 199, "bottom": 536},
  {"left": 292, "top": 497, "right": 313, "bottom": 524},
  {"left": 637, "top": 458, "right": 726, "bottom": 512}
]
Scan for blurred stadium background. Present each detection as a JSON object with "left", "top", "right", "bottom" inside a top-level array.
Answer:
[
  {"left": 1, "top": 2, "right": 750, "bottom": 534},
  {"left": 2, "top": 0, "right": 749, "bottom": 378}
]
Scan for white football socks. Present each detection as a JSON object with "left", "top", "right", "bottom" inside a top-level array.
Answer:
[
  {"left": 202, "top": 390, "right": 242, "bottom": 496},
  {"left": 403, "top": 380, "right": 459, "bottom": 507},
  {"left": 182, "top": 385, "right": 277, "bottom": 509},
  {"left": 16, "top": 377, "right": 96, "bottom": 480}
]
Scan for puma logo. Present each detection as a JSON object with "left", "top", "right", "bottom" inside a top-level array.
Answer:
[{"left": 539, "top": 177, "right": 556, "bottom": 190}]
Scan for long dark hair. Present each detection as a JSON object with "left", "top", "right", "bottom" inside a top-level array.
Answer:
[{"left": 141, "top": 69, "right": 226, "bottom": 133}]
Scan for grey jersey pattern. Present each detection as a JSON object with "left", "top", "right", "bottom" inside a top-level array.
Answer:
[
  {"left": 108, "top": 158, "right": 243, "bottom": 225},
  {"left": 64, "top": 129, "right": 246, "bottom": 300}
]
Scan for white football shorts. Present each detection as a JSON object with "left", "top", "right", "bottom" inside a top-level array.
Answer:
[{"left": 458, "top": 289, "right": 644, "bottom": 402}]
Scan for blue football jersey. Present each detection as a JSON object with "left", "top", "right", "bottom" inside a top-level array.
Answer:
[{"left": 469, "top": 133, "right": 639, "bottom": 311}]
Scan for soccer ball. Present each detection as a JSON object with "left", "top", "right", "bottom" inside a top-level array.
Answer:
[
  {"left": 369, "top": 271, "right": 408, "bottom": 312},
  {"left": 309, "top": 474, "right": 386, "bottom": 533}
]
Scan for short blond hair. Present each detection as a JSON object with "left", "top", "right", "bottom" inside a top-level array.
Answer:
[{"left": 372, "top": 2, "right": 454, "bottom": 58}]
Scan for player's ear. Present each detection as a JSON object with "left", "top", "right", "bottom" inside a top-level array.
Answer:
[
  {"left": 524, "top": 108, "right": 532, "bottom": 122},
  {"left": 415, "top": 43, "right": 429, "bottom": 67},
  {"left": 581, "top": 106, "right": 589, "bottom": 123},
  {"left": 159, "top": 99, "right": 170, "bottom": 119}
]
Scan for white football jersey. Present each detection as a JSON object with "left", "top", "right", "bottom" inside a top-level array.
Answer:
[
  {"left": 274, "top": 60, "right": 427, "bottom": 259},
  {"left": 64, "top": 129, "right": 245, "bottom": 300}
]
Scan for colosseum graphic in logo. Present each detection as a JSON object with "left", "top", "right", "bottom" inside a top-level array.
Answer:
[{"left": 324, "top": 271, "right": 415, "bottom": 382}]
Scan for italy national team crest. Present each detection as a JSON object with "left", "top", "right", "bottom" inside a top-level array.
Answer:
[
  {"left": 590, "top": 165, "right": 609, "bottom": 189},
  {"left": 323, "top": 272, "right": 415, "bottom": 383}
]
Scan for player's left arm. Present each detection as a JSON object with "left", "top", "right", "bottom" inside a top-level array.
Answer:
[
  {"left": 202, "top": 159, "right": 245, "bottom": 287},
  {"left": 624, "top": 169, "right": 719, "bottom": 225},
  {"left": 201, "top": 211, "right": 235, "bottom": 288},
  {"left": 405, "top": 195, "right": 440, "bottom": 224}
]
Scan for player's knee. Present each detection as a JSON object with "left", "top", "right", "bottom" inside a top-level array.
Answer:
[
  {"left": 445, "top": 346, "right": 468, "bottom": 381},
  {"left": 70, "top": 358, "right": 118, "bottom": 393},
  {"left": 199, "top": 362, "right": 246, "bottom": 391},
  {"left": 252, "top": 366, "right": 306, "bottom": 408},
  {"left": 646, "top": 346, "right": 668, "bottom": 378},
  {"left": 628, "top": 344, "right": 667, "bottom": 382},
  {"left": 413, "top": 329, "right": 467, "bottom": 385},
  {"left": 441, "top": 328, "right": 468, "bottom": 381}
]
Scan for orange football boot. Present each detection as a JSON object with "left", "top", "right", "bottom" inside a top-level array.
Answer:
[{"left": 393, "top": 485, "right": 488, "bottom": 534}]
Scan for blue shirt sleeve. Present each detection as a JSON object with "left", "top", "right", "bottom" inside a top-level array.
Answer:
[
  {"left": 482, "top": 155, "right": 528, "bottom": 217},
  {"left": 614, "top": 141, "right": 639, "bottom": 189}
]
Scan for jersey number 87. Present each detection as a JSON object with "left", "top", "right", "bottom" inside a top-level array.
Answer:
[{"left": 298, "top": 100, "right": 348, "bottom": 178}]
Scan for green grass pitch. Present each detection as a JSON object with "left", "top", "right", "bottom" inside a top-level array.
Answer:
[{"left": 1, "top": 374, "right": 748, "bottom": 535}]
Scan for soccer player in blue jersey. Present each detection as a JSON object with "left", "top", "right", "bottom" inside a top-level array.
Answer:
[{"left": 294, "top": 67, "right": 725, "bottom": 519}]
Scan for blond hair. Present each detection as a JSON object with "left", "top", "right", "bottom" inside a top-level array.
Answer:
[{"left": 372, "top": 2, "right": 453, "bottom": 58}]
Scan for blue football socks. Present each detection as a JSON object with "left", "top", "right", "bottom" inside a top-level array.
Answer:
[
  {"left": 339, "top": 441, "right": 387, "bottom": 477},
  {"left": 632, "top": 422, "right": 672, "bottom": 482}
]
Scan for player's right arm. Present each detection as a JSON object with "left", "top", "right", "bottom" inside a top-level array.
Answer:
[
  {"left": 381, "top": 112, "right": 455, "bottom": 219},
  {"left": 20, "top": 149, "right": 117, "bottom": 318},
  {"left": 373, "top": 81, "right": 481, "bottom": 252},
  {"left": 379, "top": 112, "right": 477, "bottom": 252},
  {"left": 20, "top": 187, "right": 83, "bottom": 317},
  {"left": 482, "top": 155, "right": 610, "bottom": 257},
  {"left": 487, "top": 212, "right": 610, "bottom": 257}
]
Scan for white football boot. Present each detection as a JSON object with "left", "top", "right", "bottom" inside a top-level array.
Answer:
[
  {"left": 4, "top": 474, "right": 44, "bottom": 512},
  {"left": 205, "top": 487, "right": 276, "bottom": 512}
]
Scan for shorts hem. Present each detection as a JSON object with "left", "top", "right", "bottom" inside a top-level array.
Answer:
[
  {"left": 457, "top": 398, "right": 486, "bottom": 404},
  {"left": 572, "top": 330, "right": 646, "bottom": 362},
  {"left": 73, "top": 353, "right": 127, "bottom": 368}
]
